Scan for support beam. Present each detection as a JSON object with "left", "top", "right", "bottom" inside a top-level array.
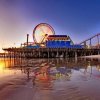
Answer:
[
  {"left": 27, "top": 34, "right": 29, "bottom": 47},
  {"left": 47, "top": 48, "right": 49, "bottom": 58},
  {"left": 84, "top": 41, "right": 87, "bottom": 48},
  {"left": 97, "top": 35, "right": 99, "bottom": 48},
  {"left": 90, "top": 38, "right": 92, "bottom": 48},
  {"left": 75, "top": 51, "right": 77, "bottom": 62}
]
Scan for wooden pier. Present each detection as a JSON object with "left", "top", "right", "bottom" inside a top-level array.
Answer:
[{"left": 2, "top": 47, "right": 100, "bottom": 58}]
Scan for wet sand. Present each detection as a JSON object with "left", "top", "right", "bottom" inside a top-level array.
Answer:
[
  {"left": 0, "top": 76, "right": 97, "bottom": 100},
  {"left": 0, "top": 75, "right": 26, "bottom": 100},
  {"left": 0, "top": 72, "right": 100, "bottom": 100},
  {"left": 0, "top": 58, "right": 100, "bottom": 100}
]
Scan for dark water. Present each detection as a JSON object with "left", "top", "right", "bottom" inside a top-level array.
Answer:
[{"left": 0, "top": 58, "right": 100, "bottom": 100}]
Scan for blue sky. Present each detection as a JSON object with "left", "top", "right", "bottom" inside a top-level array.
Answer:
[{"left": 0, "top": 0, "right": 100, "bottom": 51}]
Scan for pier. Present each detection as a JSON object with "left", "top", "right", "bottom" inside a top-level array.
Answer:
[
  {"left": 3, "top": 47, "right": 100, "bottom": 58},
  {"left": 2, "top": 24, "right": 100, "bottom": 59}
]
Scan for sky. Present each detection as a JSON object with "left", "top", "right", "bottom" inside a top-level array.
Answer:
[{"left": 0, "top": 0, "right": 100, "bottom": 51}]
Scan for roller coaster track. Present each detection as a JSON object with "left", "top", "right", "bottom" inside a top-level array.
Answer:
[{"left": 79, "top": 33, "right": 100, "bottom": 48}]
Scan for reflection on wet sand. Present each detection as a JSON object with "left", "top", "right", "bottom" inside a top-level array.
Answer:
[
  {"left": 0, "top": 58, "right": 100, "bottom": 100},
  {"left": 0, "top": 58, "right": 100, "bottom": 82},
  {"left": 0, "top": 59, "right": 23, "bottom": 78}
]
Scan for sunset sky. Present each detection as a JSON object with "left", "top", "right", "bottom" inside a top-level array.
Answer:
[{"left": 0, "top": 0, "right": 100, "bottom": 52}]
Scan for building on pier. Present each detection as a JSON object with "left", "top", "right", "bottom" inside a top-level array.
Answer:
[{"left": 46, "top": 35, "right": 83, "bottom": 49}]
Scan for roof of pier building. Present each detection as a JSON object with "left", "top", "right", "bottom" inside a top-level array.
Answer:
[{"left": 47, "top": 35, "right": 70, "bottom": 41}]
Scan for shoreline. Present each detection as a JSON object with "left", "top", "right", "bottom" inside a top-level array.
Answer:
[{"left": 82, "top": 55, "right": 100, "bottom": 59}]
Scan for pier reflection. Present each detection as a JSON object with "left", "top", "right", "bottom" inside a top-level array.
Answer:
[
  {"left": 0, "top": 58, "right": 100, "bottom": 100},
  {"left": 0, "top": 58, "right": 24, "bottom": 78},
  {"left": 0, "top": 58, "right": 100, "bottom": 81}
]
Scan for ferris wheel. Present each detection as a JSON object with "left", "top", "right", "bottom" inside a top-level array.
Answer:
[{"left": 33, "top": 23, "right": 55, "bottom": 45}]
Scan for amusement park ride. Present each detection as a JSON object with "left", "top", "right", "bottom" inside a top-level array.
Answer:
[
  {"left": 21, "top": 23, "right": 55, "bottom": 47},
  {"left": 33, "top": 23, "right": 55, "bottom": 45}
]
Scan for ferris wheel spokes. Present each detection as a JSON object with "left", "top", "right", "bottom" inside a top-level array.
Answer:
[{"left": 33, "top": 23, "right": 55, "bottom": 45}]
